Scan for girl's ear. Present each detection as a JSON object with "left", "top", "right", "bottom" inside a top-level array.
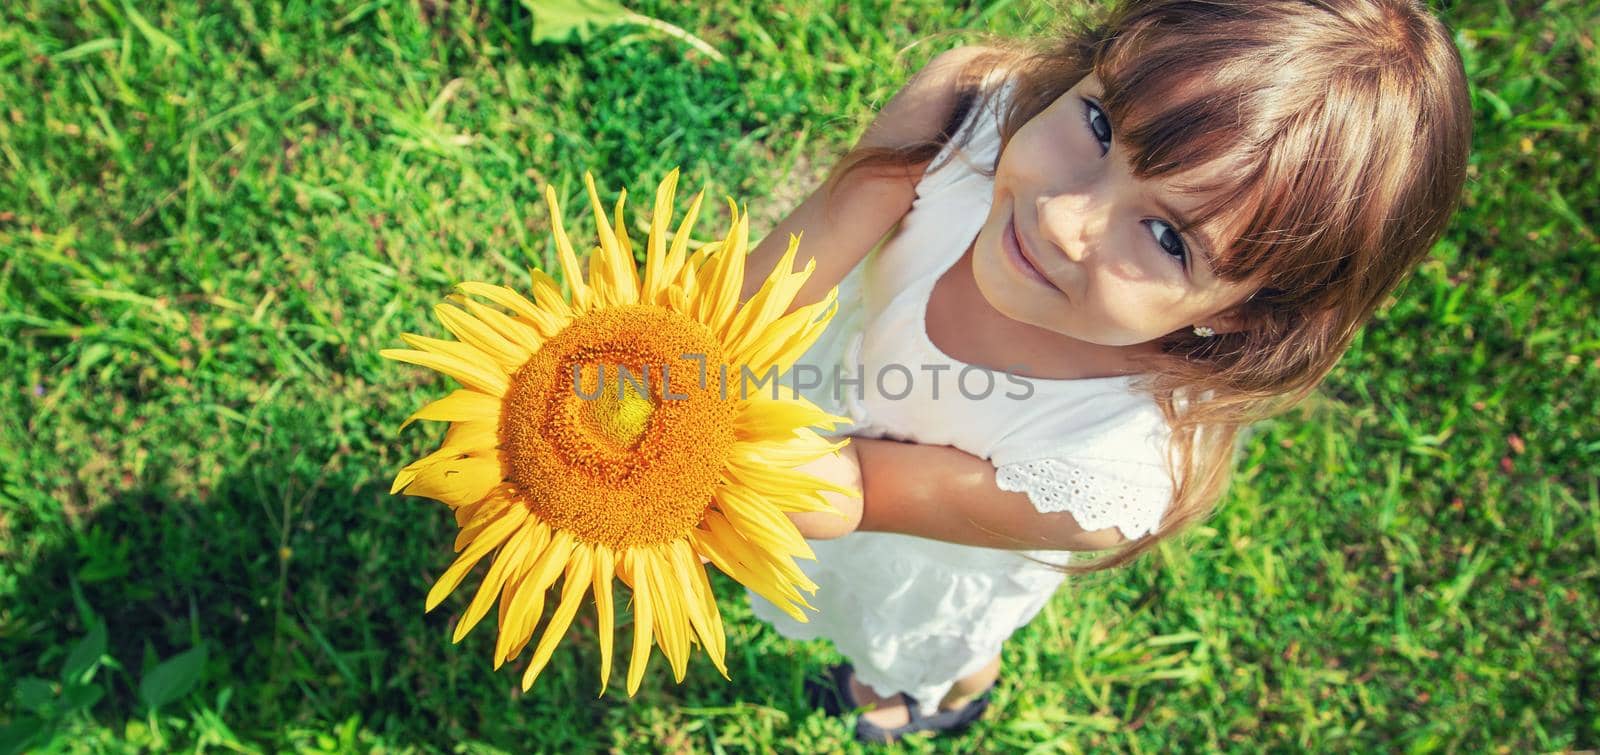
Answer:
[
  {"left": 1195, "top": 299, "right": 1257, "bottom": 336},
  {"left": 1202, "top": 310, "right": 1249, "bottom": 335},
  {"left": 1200, "top": 284, "right": 1280, "bottom": 335}
]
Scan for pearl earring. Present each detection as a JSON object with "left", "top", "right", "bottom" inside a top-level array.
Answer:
[{"left": 1192, "top": 325, "right": 1215, "bottom": 337}]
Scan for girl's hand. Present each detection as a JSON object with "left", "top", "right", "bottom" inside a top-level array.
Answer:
[{"left": 784, "top": 441, "right": 864, "bottom": 540}]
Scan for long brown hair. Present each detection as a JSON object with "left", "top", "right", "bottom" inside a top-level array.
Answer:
[{"left": 831, "top": 0, "right": 1472, "bottom": 574}]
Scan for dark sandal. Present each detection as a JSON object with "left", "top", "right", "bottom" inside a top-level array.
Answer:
[
  {"left": 803, "top": 662, "right": 863, "bottom": 717},
  {"left": 854, "top": 687, "right": 993, "bottom": 744},
  {"left": 805, "top": 663, "right": 995, "bottom": 743}
]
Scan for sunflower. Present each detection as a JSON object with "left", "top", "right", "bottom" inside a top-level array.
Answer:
[{"left": 381, "top": 169, "right": 856, "bottom": 696}]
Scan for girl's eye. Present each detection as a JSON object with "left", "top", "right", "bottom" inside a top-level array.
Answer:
[
  {"left": 1082, "top": 98, "right": 1112, "bottom": 156},
  {"left": 1147, "top": 219, "right": 1189, "bottom": 267}
]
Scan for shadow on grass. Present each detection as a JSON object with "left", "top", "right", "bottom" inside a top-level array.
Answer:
[{"left": 4, "top": 439, "right": 843, "bottom": 751}]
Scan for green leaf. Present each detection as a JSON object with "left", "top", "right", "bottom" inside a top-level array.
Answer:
[
  {"left": 0, "top": 717, "right": 46, "bottom": 755},
  {"left": 67, "top": 577, "right": 96, "bottom": 629},
  {"left": 138, "top": 644, "right": 207, "bottom": 710},
  {"left": 49, "top": 38, "right": 119, "bottom": 63},
  {"left": 61, "top": 620, "right": 107, "bottom": 684},
  {"left": 520, "top": 0, "right": 632, "bottom": 44},
  {"left": 15, "top": 678, "right": 55, "bottom": 712},
  {"left": 121, "top": 2, "right": 188, "bottom": 60},
  {"left": 59, "top": 683, "right": 104, "bottom": 714}
]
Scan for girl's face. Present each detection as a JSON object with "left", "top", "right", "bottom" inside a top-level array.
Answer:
[{"left": 972, "top": 73, "right": 1259, "bottom": 348}]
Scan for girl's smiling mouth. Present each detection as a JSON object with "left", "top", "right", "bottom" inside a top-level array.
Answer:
[{"left": 1004, "top": 213, "right": 1058, "bottom": 291}]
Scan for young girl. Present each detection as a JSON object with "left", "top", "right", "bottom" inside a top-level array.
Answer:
[{"left": 735, "top": 0, "right": 1471, "bottom": 743}]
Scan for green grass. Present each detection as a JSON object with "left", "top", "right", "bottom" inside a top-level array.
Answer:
[{"left": 2, "top": 0, "right": 1597, "bottom": 751}]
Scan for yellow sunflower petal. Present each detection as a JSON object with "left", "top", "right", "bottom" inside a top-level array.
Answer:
[
  {"left": 455, "top": 281, "right": 568, "bottom": 339},
  {"left": 381, "top": 347, "right": 508, "bottom": 396},
  {"left": 715, "top": 206, "right": 752, "bottom": 339},
  {"left": 613, "top": 188, "right": 633, "bottom": 261},
  {"left": 752, "top": 488, "right": 848, "bottom": 517},
  {"left": 455, "top": 493, "right": 518, "bottom": 550},
  {"left": 724, "top": 234, "right": 811, "bottom": 356},
  {"left": 457, "top": 298, "right": 544, "bottom": 352},
  {"left": 392, "top": 421, "right": 497, "bottom": 496},
  {"left": 399, "top": 332, "right": 499, "bottom": 370},
  {"left": 433, "top": 302, "right": 529, "bottom": 369},
  {"left": 653, "top": 186, "right": 705, "bottom": 307},
  {"left": 640, "top": 168, "right": 678, "bottom": 303},
  {"left": 726, "top": 454, "right": 860, "bottom": 502},
  {"left": 668, "top": 538, "right": 727, "bottom": 678},
  {"left": 525, "top": 269, "right": 573, "bottom": 323},
  {"left": 686, "top": 240, "right": 719, "bottom": 276},
  {"left": 666, "top": 284, "right": 694, "bottom": 318},
  {"left": 400, "top": 389, "right": 501, "bottom": 431},
  {"left": 688, "top": 522, "right": 740, "bottom": 575},
  {"left": 391, "top": 448, "right": 453, "bottom": 495},
  {"left": 714, "top": 483, "right": 815, "bottom": 560},
  {"left": 703, "top": 509, "right": 817, "bottom": 597},
  {"left": 641, "top": 546, "right": 690, "bottom": 682},
  {"left": 729, "top": 436, "right": 847, "bottom": 468},
  {"left": 426, "top": 504, "right": 529, "bottom": 613},
  {"left": 454, "top": 281, "right": 540, "bottom": 320},
  {"left": 502, "top": 529, "right": 577, "bottom": 664},
  {"left": 438, "top": 420, "right": 499, "bottom": 456},
  {"left": 585, "top": 174, "right": 640, "bottom": 307},
  {"left": 579, "top": 245, "right": 610, "bottom": 308},
  {"left": 454, "top": 492, "right": 511, "bottom": 530},
  {"left": 543, "top": 184, "right": 595, "bottom": 313},
  {"left": 521, "top": 543, "right": 594, "bottom": 691},
  {"left": 493, "top": 519, "right": 552, "bottom": 668},
  {"left": 392, "top": 422, "right": 497, "bottom": 497},
  {"left": 583, "top": 173, "right": 638, "bottom": 307},
  {"left": 733, "top": 292, "right": 838, "bottom": 374},
  {"left": 734, "top": 395, "right": 851, "bottom": 440},
  {"left": 592, "top": 544, "right": 617, "bottom": 696},
  {"left": 688, "top": 549, "right": 727, "bottom": 674},
  {"left": 691, "top": 202, "right": 747, "bottom": 335},
  {"left": 454, "top": 521, "right": 537, "bottom": 642},
  {"left": 624, "top": 550, "right": 656, "bottom": 696},
  {"left": 690, "top": 528, "right": 809, "bottom": 625},
  {"left": 698, "top": 511, "right": 816, "bottom": 617},
  {"left": 401, "top": 452, "right": 501, "bottom": 508}
]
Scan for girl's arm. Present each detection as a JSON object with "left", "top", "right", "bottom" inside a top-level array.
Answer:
[
  {"left": 788, "top": 438, "right": 1134, "bottom": 553},
  {"left": 739, "top": 46, "right": 996, "bottom": 308}
]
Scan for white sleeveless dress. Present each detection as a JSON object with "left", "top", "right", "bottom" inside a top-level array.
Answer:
[{"left": 747, "top": 77, "right": 1176, "bottom": 717}]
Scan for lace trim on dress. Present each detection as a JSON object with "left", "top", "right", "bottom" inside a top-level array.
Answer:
[{"left": 993, "top": 458, "right": 1172, "bottom": 541}]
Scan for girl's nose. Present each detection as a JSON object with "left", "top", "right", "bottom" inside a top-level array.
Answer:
[{"left": 1035, "top": 191, "right": 1106, "bottom": 264}]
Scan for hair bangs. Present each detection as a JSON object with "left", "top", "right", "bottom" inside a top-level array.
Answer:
[
  {"left": 1085, "top": 5, "right": 1439, "bottom": 300},
  {"left": 1091, "top": 36, "right": 1272, "bottom": 284}
]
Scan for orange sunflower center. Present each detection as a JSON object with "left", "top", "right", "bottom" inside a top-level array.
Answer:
[{"left": 499, "top": 304, "right": 737, "bottom": 548}]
